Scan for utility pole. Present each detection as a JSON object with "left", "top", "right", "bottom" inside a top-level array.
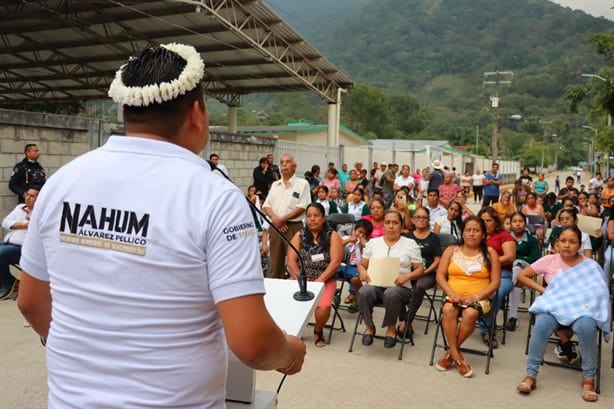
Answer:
[
  {"left": 538, "top": 120, "right": 552, "bottom": 173},
  {"left": 483, "top": 70, "right": 513, "bottom": 162}
]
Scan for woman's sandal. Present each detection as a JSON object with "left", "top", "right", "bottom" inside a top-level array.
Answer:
[
  {"left": 455, "top": 359, "right": 473, "bottom": 378},
  {"left": 314, "top": 330, "right": 326, "bottom": 348},
  {"left": 436, "top": 352, "right": 454, "bottom": 372},
  {"left": 343, "top": 294, "right": 355, "bottom": 304},
  {"left": 581, "top": 378, "right": 598, "bottom": 402},
  {"left": 516, "top": 376, "right": 537, "bottom": 394},
  {"left": 482, "top": 333, "right": 498, "bottom": 349}
]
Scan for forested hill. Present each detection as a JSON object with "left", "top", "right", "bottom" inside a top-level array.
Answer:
[
  {"left": 279, "top": 0, "right": 612, "bottom": 94},
  {"left": 265, "top": 0, "right": 614, "bottom": 164},
  {"left": 268, "top": 0, "right": 370, "bottom": 47},
  {"left": 322, "top": 0, "right": 612, "bottom": 95}
]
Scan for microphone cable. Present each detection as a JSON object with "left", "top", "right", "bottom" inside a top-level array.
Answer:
[
  {"left": 207, "top": 161, "right": 306, "bottom": 397},
  {"left": 207, "top": 160, "right": 309, "bottom": 283}
]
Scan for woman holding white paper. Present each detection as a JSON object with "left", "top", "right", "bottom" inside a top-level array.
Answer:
[{"left": 356, "top": 210, "right": 424, "bottom": 349}]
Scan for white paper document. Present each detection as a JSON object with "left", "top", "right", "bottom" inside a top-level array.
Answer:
[
  {"left": 367, "top": 257, "right": 400, "bottom": 287},
  {"left": 577, "top": 214, "right": 602, "bottom": 237}
]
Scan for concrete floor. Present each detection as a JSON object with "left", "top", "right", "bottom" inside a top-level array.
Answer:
[
  {"left": 2, "top": 293, "right": 612, "bottom": 409},
  {"left": 2, "top": 170, "right": 612, "bottom": 408}
]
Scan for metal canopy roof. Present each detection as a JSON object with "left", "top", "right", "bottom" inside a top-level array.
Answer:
[{"left": 0, "top": 0, "right": 354, "bottom": 107}]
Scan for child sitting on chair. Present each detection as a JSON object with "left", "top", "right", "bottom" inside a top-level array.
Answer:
[{"left": 337, "top": 219, "right": 373, "bottom": 312}]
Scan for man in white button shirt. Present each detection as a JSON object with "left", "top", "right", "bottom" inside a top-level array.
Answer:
[
  {"left": 17, "top": 43, "right": 305, "bottom": 409},
  {"left": 263, "top": 154, "right": 311, "bottom": 279},
  {"left": 0, "top": 186, "right": 39, "bottom": 300}
]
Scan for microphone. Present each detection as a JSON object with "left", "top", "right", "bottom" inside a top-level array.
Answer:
[{"left": 207, "top": 160, "right": 314, "bottom": 301}]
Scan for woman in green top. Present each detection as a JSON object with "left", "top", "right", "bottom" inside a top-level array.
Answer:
[{"left": 506, "top": 212, "right": 541, "bottom": 331}]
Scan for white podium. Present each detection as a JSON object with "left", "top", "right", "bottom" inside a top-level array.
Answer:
[{"left": 226, "top": 278, "right": 323, "bottom": 408}]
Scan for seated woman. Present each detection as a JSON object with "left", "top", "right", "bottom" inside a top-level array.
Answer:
[
  {"left": 521, "top": 192, "right": 545, "bottom": 234},
  {"left": 434, "top": 200, "right": 463, "bottom": 241},
  {"left": 361, "top": 198, "right": 386, "bottom": 239},
  {"left": 286, "top": 203, "right": 343, "bottom": 347},
  {"left": 435, "top": 216, "right": 501, "bottom": 378},
  {"left": 516, "top": 226, "right": 610, "bottom": 402},
  {"left": 505, "top": 212, "right": 541, "bottom": 332},
  {"left": 477, "top": 207, "right": 517, "bottom": 348},
  {"left": 356, "top": 210, "right": 424, "bottom": 349},
  {"left": 493, "top": 191, "right": 516, "bottom": 222},
  {"left": 547, "top": 209, "right": 593, "bottom": 258},
  {"left": 344, "top": 169, "right": 360, "bottom": 197},
  {"left": 397, "top": 206, "right": 442, "bottom": 337},
  {"left": 389, "top": 187, "right": 414, "bottom": 232},
  {"left": 578, "top": 191, "right": 600, "bottom": 217}
]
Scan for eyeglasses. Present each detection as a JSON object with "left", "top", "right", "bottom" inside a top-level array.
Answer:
[{"left": 413, "top": 216, "right": 429, "bottom": 220}]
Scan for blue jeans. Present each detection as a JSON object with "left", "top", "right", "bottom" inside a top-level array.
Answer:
[
  {"left": 337, "top": 265, "right": 358, "bottom": 293},
  {"left": 479, "top": 269, "right": 514, "bottom": 335},
  {"left": 527, "top": 314, "right": 599, "bottom": 378},
  {"left": 0, "top": 243, "right": 20, "bottom": 289}
]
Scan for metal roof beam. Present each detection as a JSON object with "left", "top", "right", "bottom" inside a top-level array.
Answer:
[{"left": 181, "top": 0, "right": 341, "bottom": 102}]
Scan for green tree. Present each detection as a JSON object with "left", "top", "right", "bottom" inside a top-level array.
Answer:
[
  {"left": 387, "top": 94, "right": 426, "bottom": 135},
  {"left": 341, "top": 83, "right": 390, "bottom": 137},
  {"left": 589, "top": 32, "right": 614, "bottom": 59},
  {"left": 565, "top": 32, "right": 614, "bottom": 155}
]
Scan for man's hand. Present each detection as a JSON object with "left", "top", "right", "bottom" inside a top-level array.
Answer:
[
  {"left": 276, "top": 335, "right": 306, "bottom": 375},
  {"left": 270, "top": 216, "right": 288, "bottom": 232}
]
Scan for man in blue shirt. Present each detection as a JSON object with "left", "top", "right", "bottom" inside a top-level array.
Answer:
[
  {"left": 338, "top": 163, "right": 350, "bottom": 197},
  {"left": 482, "top": 162, "right": 503, "bottom": 207}
]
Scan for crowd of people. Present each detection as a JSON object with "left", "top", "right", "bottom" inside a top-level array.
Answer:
[
  {"left": 2, "top": 96, "right": 612, "bottom": 405},
  {"left": 7, "top": 40, "right": 609, "bottom": 407},
  {"left": 247, "top": 156, "right": 611, "bottom": 401}
]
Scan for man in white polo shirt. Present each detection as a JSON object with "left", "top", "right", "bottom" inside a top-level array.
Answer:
[
  {"left": 17, "top": 43, "right": 305, "bottom": 409},
  {"left": 262, "top": 154, "right": 311, "bottom": 279}
]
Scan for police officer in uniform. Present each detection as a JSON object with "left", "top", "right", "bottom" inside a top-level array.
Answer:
[{"left": 9, "top": 144, "right": 46, "bottom": 203}]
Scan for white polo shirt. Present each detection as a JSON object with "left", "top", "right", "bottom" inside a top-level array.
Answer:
[{"left": 20, "top": 135, "right": 265, "bottom": 408}]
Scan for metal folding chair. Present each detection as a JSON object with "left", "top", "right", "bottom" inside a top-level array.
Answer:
[
  {"left": 413, "top": 233, "right": 459, "bottom": 335},
  {"left": 348, "top": 298, "right": 415, "bottom": 360},
  {"left": 524, "top": 309, "right": 603, "bottom": 393},
  {"left": 7, "top": 264, "right": 22, "bottom": 301},
  {"left": 429, "top": 291, "right": 500, "bottom": 374},
  {"left": 307, "top": 212, "right": 356, "bottom": 344}
]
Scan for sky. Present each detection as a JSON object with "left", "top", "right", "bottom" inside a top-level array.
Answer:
[{"left": 549, "top": 0, "right": 614, "bottom": 20}]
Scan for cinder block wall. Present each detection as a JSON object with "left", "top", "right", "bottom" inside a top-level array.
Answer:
[
  {"left": 206, "top": 131, "right": 276, "bottom": 191},
  {"left": 1, "top": 109, "right": 275, "bottom": 218}
]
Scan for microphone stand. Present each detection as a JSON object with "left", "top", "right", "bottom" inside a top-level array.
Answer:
[{"left": 207, "top": 161, "right": 314, "bottom": 301}]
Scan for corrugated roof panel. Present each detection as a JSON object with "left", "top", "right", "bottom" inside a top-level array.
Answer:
[{"left": 0, "top": 0, "right": 353, "bottom": 107}]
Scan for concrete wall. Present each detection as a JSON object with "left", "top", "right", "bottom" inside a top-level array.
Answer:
[
  {"left": 0, "top": 109, "right": 107, "bottom": 215},
  {"left": 205, "top": 131, "right": 276, "bottom": 189},
  {"left": 0, "top": 109, "right": 275, "bottom": 218}
]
